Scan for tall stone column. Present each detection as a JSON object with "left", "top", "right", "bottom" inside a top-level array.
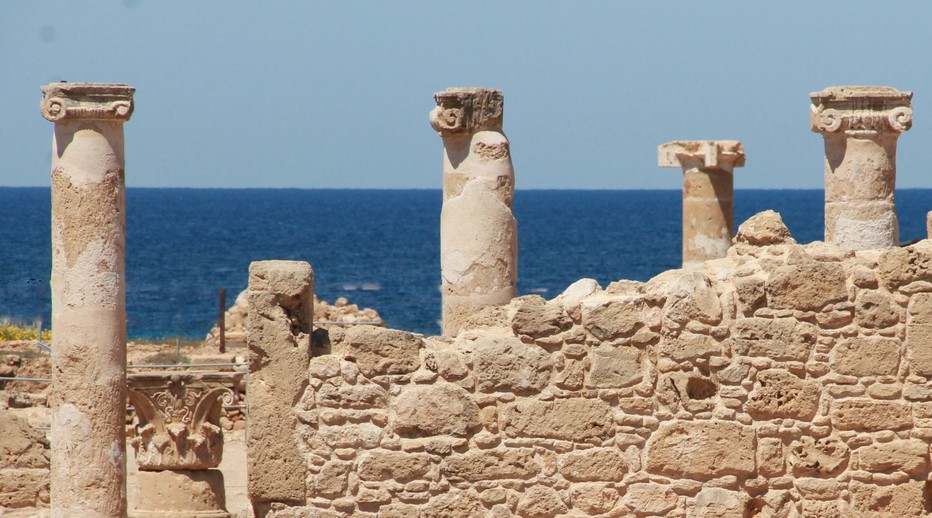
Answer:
[
  {"left": 811, "top": 86, "right": 912, "bottom": 250},
  {"left": 658, "top": 140, "right": 745, "bottom": 268},
  {"left": 430, "top": 88, "right": 517, "bottom": 337},
  {"left": 40, "top": 82, "right": 134, "bottom": 518}
]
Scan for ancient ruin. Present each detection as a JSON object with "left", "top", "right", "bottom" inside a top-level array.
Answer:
[
  {"left": 658, "top": 140, "right": 746, "bottom": 268},
  {"left": 431, "top": 88, "right": 518, "bottom": 338},
  {"left": 41, "top": 82, "right": 134, "bottom": 518},
  {"left": 811, "top": 86, "right": 913, "bottom": 250}
]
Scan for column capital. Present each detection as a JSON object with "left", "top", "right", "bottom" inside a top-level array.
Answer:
[
  {"left": 810, "top": 86, "right": 912, "bottom": 136},
  {"left": 40, "top": 82, "right": 135, "bottom": 122},
  {"left": 430, "top": 87, "right": 503, "bottom": 136},
  {"left": 658, "top": 140, "right": 745, "bottom": 171}
]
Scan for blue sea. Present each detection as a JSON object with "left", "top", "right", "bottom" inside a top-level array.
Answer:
[{"left": 1, "top": 188, "right": 931, "bottom": 338}]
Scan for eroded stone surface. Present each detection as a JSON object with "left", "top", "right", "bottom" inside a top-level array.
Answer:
[{"left": 645, "top": 421, "right": 755, "bottom": 478}]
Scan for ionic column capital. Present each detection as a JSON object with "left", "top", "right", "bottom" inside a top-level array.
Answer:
[
  {"left": 430, "top": 87, "right": 503, "bottom": 136},
  {"left": 658, "top": 140, "right": 746, "bottom": 172},
  {"left": 810, "top": 86, "right": 912, "bottom": 136},
  {"left": 40, "top": 82, "right": 135, "bottom": 122}
]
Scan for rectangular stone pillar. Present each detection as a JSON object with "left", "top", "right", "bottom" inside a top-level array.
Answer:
[
  {"left": 246, "top": 260, "right": 313, "bottom": 514},
  {"left": 430, "top": 88, "right": 518, "bottom": 337},
  {"left": 40, "top": 82, "right": 134, "bottom": 518}
]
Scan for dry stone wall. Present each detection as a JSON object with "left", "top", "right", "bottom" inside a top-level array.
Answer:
[{"left": 266, "top": 210, "right": 932, "bottom": 517}]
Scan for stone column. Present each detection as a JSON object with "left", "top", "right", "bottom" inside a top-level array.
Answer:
[
  {"left": 811, "top": 86, "right": 912, "bottom": 250},
  {"left": 430, "top": 88, "right": 517, "bottom": 337},
  {"left": 40, "top": 82, "right": 134, "bottom": 518},
  {"left": 658, "top": 140, "right": 745, "bottom": 268},
  {"left": 246, "top": 261, "right": 313, "bottom": 516},
  {"left": 128, "top": 372, "right": 239, "bottom": 517}
]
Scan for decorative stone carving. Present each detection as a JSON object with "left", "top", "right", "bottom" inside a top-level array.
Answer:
[
  {"left": 128, "top": 372, "right": 239, "bottom": 470},
  {"left": 40, "top": 82, "right": 135, "bottom": 122},
  {"left": 658, "top": 140, "right": 745, "bottom": 267},
  {"left": 431, "top": 87, "right": 517, "bottom": 337},
  {"left": 810, "top": 86, "right": 912, "bottom": 250}
]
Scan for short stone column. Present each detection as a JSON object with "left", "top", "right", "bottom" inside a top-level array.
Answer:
[
  {"left": 127, "top": 372, "right": 240, "bottom": 517},
  {"left": 658, "top": 140, "right": 745, "bottom": 268},
  {"left": 246, "top": 261, "right": 313, "bottom": 516},
  {"left": 430, "top": 88, "right": 517, "bottom": 337},
  {"left": 40, "top": 82, "right": 134, "bottom": 518},
  {"left": 810, "top": 86, "right": 913, "bottom": 250}
]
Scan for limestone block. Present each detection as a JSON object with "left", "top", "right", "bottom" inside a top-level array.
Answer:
[
  {"left": 421, "top": 491, "right": 486, "bottom": 518},
  {"left": 906, "top": 322, "right": 932, "bottom": 377},
  {"left": 622, "top": 483, "right": 677, "bottom": 515},
  {"left": 312, "top": 460, "right": 350, "bottom": 498},
  {"left": 878, "top": 245, "right": 932, "bottom": 290},
  {"left": 691, "top": 488, "right": 747, "bottom": 518},
  {"left": 858, "top": 439, "right": 929, "bottom": 476},
  {"left": 473, "top": 335, "right": 551, "bottom": 393},
  {"left": 558, "top": 448, "right": 627, "bottom": 481},
  {"left": 0, "top": 410, "right": 49, "bottom": 469},
  {"left": 766, "top": 260, "right": 848, "bottom": 311},
  {"left": 131, "top": 469, "right": 228, "bottom": 517},
  {"left": 645, "top": 421, "right": 756, "bottom": 477},
  {"left": 831, "top": 399, "right": 911, "bottom": 431},
  {"left": 756, "top": 437, "right": 785, "bottom": 477},
  {"left": 794, "top": 477, "right": 842, "bottom": 499},
  {"left": 336, "top": 325, "right": 422, "bottom": 378},
  {"left": 908, "top": 293, "right": 932, "bottom": 325},
  {"left": 734, "top": 210, "right": 795, "bottom": 246},
  {"left": 315, "top": 380, "right": 388, "bottom": 409},
  {"left": 442, "top": 449, "right": 540, "bottom": 482},
  {"left": 587, "top": 344, "right": 643, "bottom": 388},
  {"left": 512, "top": 302, "right": 572, "bottom": 338},
  {"left": 732, "top": 275, "right": 767, "bottom": 315},
  {"left": 582, "top": 297, "right": 647, "bottom": 340},
  {"left": 393, "top": 382, "right": 480, "bottom": 437},
  {"left": 732, "top": 317, "right": 817, "bottom": 361},
  {"left": 802, "top": 500, "right": 842, "bottom": 518},
  {"left": 516, "top": 486, "right": 567, "bottom": 518},
  {"left": 427, "top": 348, "right": 470, "bottom": 380},
  {"left": 831, "top": 336, "right": 900, "bottom": 376},
  {"left": 572, "top": 483, "right": 620, "bottom": 514},
  {"left": 788, "top": 436, "right": 850, "bottom": 476},
  {"left": 0, "top": 468, "right": 49, "bottom": 508},
  {"left": 663, "top": 271, "right": 723, "bottom": 326},
  {"left": 854, "top": 290, "right": 900, "bottom": 328},
  {"left": 501, "top": 398, "right": 613, "bottom": 442},
  {"left": 849, "top": 480, "right": 929, "bottom": 517},
  {"left": 658, "top": 333, "right": 721, "bottom": 361}
]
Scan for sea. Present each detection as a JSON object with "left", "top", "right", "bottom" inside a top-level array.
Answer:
[{"left": 1, "top": 188, "right": 931, "bottom": 339}]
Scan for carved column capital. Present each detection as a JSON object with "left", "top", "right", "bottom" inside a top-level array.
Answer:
[
  {"left": 128, "top": 372, "right": 241, "bottom": 471},
  {"left": 658, "top": 140, "right": 746, "bottom": 172},
  {"left": 40, "top": 82, "right": 135, "bottom": 122},
  {"left": 430, "top": 87, "right": 503, "bottom": 136},
  {"left": 810, "top": 86, "right": 912, "bottom": 136}
]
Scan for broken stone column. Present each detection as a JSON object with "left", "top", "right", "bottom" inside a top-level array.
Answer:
[
  {"left": 127, "top": 372, "right": 240, "bottom": 517},
  {"left": 246, "top": 261, "right": 313, "bottom": 515},
  {"left": 658, "top": 140, "right": 745, "bottom": 268},
  {"left": 40, "top": 82, "right": 134, "bottom": 518},
  {"left": 811, "top": 86, "right": 913, "bottom": 250},
  {"left": 430, "top": 87, "right": 517, "bottom": 337}
]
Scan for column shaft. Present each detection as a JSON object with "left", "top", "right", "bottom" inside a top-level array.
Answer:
[
  {"left": 431, "top": 88, "right": 517, "bottom": 337},
  {"left": 41, "top": 82, "right": 134, "bottom": 518}
]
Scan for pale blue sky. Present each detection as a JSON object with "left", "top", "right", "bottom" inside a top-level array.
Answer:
[{"left": 2, "top": 2, "right": 931, "bottom": 189}]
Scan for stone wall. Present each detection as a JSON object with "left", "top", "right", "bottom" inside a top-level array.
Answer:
[
  {"left": 265, "top": 211, "right": 932, "bottom": 517},
  {"left": 0, "top": 409, "right": 50, "bottom": 510}
]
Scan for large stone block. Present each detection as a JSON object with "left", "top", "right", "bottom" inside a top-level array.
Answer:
[
  {"left": 501, "top": 398, "right": 613, "bottom": 442},
  {"left": 878, "top": 245, "right": 932, "bottom": 290},
  {"left": 0, "top": 468, "right": 48, "bottom": 508},
  {"left": 858, "top": 439, "right": 929, "bottom": 476},
  {"left": 394, "top": 383, "right": 480, "bottom": 437},
  {"left": 512, "top": 302, "right": 573, "bottom": 338},
  {"left": 622, "top": 483, "right": 677, "bottom": 515},
  {"left": 573, "top": 483, "right": 620, "bottom": 514},
  {"left": 906, "top": 322, "right": 932, "bottom": 377},
  {"left": 766, "top": 261, "right": 847, "bottom": 311},
  {"left": 516, "top": 486, "right": 567, "bottom": 518},
  {"left": 831, "top": 336, "right": 900, "bottom": 377},
  {"left": 662, "top": 271, "right": 723, "bottom": 326},
  {"left": 422, "top": 491, "right": 486, "bottom": 518},
  {"left": 692, "top": 488, "right": 747, "bottom": 518},
  {"left": 657, "top": 333, "right": 720, "bottom": 361},
  {"left": 850, "top": 480, "right": 930, "bottom": 517},
  {"left": 442, "top": 449, "right": 540, "bottom": 482},
  {"left": 855, "top": 290, "right": 900, "bottom": 329},
  {"left": 357, "top": 451, "right": 431, "bottom": 481},
  {"left": 747, "top": 369, "right": 820, "bottom": 420},
  {"left": 831, "top": 399, "right": 911, "bottom": 431},
  {"left": 337, "top": 325, "right": 422, "bottom": 378},
  {"left": 788, "top": 436, "right": 849, "bottom": 476},
  {"left": 732, "top": 317, "right": 817, "bottom": 361},
  {"left": 908, "top": 293, "right": 932, "bottom": 325},
  {"left": 645, "top": 421, "right": 755, "bottom": 478},
  {"left": 582, "top": 297, "right": 647, "bottom": 340},
  {"left": 473, "top": 335, "right": 552, "bottom": 394},
  {"left": 558, "top": 448, "right": 627, "bottom": 481},
  {"left": 588, "top": 345, "right": 643, "bottom": 388}
]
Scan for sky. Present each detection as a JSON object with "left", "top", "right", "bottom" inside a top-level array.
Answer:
[{"left": 2, "top": 2, "right": 932, "bottom": 190}]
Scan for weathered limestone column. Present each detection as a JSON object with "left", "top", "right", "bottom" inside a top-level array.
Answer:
[
  {"left": 430, "top": 88, "right": 517, "bottom": 337},
  {"left": 658, "top": 141, "right": 745, "bottom": 268},
  {"left": 40, "top": 82, "right": 134, "bottom": 518},
  {"left": 811, "top": 86, "right": 912, "bottom": 249},
  {"left": 246, "top": 261, "right": 313, "bottom": 516}
]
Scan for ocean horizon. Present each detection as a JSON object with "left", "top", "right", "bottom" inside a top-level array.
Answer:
[{"left": 2, "top": 187, "right": 931, "bottom": 338}]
